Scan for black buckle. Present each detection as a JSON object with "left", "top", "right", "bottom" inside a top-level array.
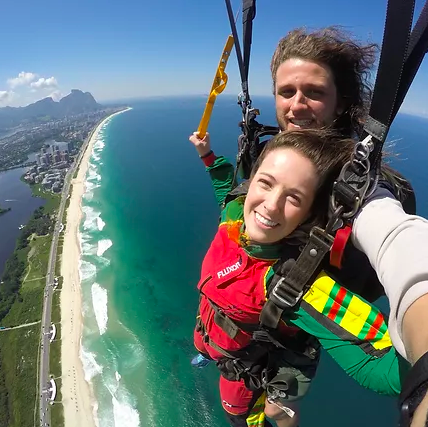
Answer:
[
  {"left": 310, "top": 226, "right": 335, "bottom": 248},
  {"left": 271, "top": 276, "right": 303, "bottom": 308},
  {"left": 252, "top": 330, "right": 272, "bottom": 343}
]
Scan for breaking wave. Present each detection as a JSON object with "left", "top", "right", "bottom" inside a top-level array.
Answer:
[
  {"left": 97, "top": 216, "right": 106, "bottom": 231},
  {"left": 80, "top": 346, "right": 103, "bottom": 382},
  {"left": 91, "top": 283, "right": 108, "bottom": 335},
  {"left": 83, "top": 206, "right": 102, "bottom": 232},
  {"left": 79, "top": 260, "right": 96, "bottom": 282},
  {"left": 112, "top": 393, "right": 140, "bottom": 427},
  {"left": 97, "top": 239, "right": 113, "bottom": 257}
]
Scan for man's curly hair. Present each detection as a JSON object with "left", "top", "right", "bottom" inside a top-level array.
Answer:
[{"left": 271, "top": 27, "right": 378, "bottom": 137}]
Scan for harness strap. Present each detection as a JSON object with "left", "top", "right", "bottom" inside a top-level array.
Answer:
[
  {"left": 208, "top": 299, "right": 240, "bottom": 339},
  {"left": 199, "top": 298, "right": 315, "bottom": 360},
  {"left": 223, "top": 180, "right": 250, "bottom": 209},
  {"left": 224, "top": 0, "right": 254, "bottom": 107},
  {"left": 197, "top": 301, "right": 268, "bottom": 358},
  {"left": 225, "top": 0, "right": 281, "bottom": 182},
  {"left": 399, "top": 350, "right": 428, "bottom": 427},
  {"left": 364, "top": 0, "right": 415, "bottom": 167},
  {"left": 208, "top": 298, "right": 262, "bottom": 339},
  {"left": 209, "top": 339, "right": 237, "bottom": 360},
  {"left": 235, "top": 122, "right": 279, "bottom": 181},
  {"left": 242, "top": 0, "right": 256, "bottom": 98},
  {"left": 399, "top": 352, "right": 428, "bottom": 427},
  {"left": 330, "top": 0, "right": 419, "bottom": 230},
  {"left": 391, "top": 1, "right": 428, "bottom": 124},
  {"left": 196, "top": 321, "right": 272, "bottom": 390},
  {"left": 196, "top": 315, "right": 238, "bottom": 359},
  {"left": 196, "top": 305, "right": 318, "bottom": 395},
  {"left": 252, "top": 329, "right": 287, "bottom": 350},
  {"left": 265, "top": 227, "right": 333, "bottom": 315}
]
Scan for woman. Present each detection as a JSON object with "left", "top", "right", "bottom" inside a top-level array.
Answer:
[{"left": 189, "top": 129, "right": 408, "bottom": 427}]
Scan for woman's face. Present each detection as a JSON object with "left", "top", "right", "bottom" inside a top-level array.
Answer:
[
  {"left": 274, "top": 58, "right": 341, "bottom": 131},
  {"left": 243, "top": 148, "right": 319, "bottom": 244}
]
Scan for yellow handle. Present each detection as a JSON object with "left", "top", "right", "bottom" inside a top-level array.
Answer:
[{"left": 197, "top": 35, "right": 234, "bottom": 139}]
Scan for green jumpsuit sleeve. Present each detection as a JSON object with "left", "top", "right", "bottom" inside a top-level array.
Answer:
[
  {"left": 275, "top": 270, "right": 411, "bottom": 396},
  {"left": 288, "top": 303, "right": 409, "bottom": 396},
  {"left": 205, "top": 156, "right": 235, "bottom": 208}
]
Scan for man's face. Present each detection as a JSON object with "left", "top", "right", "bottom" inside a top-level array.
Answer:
[{"left": 274, "top": 58, "right": 341, "bottom": 131}]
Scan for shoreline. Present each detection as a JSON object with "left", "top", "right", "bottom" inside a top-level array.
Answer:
[{"left": 60, "top": 107, "right": 131, "bottom": 427}]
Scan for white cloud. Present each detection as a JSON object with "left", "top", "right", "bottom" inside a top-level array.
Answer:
[
  {"left": 49, "top": 90, "right": 63, "bottom": 101},
  {"left": 30, "top": 77, "right": 58, "bottom": 89},
  {"left": 7, "top": 72, "right": 37, "bottom": 88},
  {"left": 0, "top": 90, "right": 15, "bottom": 105},
  {"left": 2, "top": 71, "right": 62, "bottom": 106}
]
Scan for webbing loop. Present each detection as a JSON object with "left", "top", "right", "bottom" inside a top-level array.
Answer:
[{"left": 197, "top": 35, "right": 235, "bottom": 139}]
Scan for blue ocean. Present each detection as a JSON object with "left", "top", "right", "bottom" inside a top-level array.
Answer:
[{"left": 77, "top": 96, "right": 428, "bottom": 427}]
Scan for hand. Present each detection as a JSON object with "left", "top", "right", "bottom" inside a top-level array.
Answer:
[
  {"left": 189, "top": 131, "right": 211, "bottom": 157},
  {"left": 403, "top": 295, "right": 428, "bottom": 426}
]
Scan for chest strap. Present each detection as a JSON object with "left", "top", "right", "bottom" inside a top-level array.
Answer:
[
  {"left": 207, "top": 298, "right": 261, "bottom": 340},
  {"left": 399, "top": 350, "right": 428, "bottom": 427},
  {"left": 199, "top": 297, "right": 317, "bottom": 359}
]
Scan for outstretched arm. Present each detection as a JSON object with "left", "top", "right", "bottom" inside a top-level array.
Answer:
[
  {"left": 352, "top": 187, "right": 428, "bottom": 426},
  {"left": 285, "top": 270, "right": 409, "bottom": 396},
  {"left": 188, "top": 131, "right": 235, "bottom": 208},
  {"left": 352, "top": 188, "right": 428, "bottom": 359}
]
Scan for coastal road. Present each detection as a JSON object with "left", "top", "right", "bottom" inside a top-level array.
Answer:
[{"left": 38, "top": 136, "right": 90, "bottom": 427}]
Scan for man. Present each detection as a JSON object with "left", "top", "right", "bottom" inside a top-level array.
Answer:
[{"left": 269, "top": 27, "right": 428, "bottom": 427}]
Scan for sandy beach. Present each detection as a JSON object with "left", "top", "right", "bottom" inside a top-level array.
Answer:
[{"left": 60, "top": 108, "right": 131, "bottom": 427}]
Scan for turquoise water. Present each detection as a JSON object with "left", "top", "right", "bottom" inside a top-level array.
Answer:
[{"left": 77, "top": 96, "right": 428, "bottom": 427}]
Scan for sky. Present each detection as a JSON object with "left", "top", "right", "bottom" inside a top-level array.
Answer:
[{"left": 0, "top": 0, "right": 427, "bottom": 116}]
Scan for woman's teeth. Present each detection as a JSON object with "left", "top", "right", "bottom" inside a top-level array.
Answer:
[{"left": 255, "top": 212, "right": 278, "bottom": 227}]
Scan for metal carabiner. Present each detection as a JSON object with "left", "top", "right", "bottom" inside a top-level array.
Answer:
[
  {"left": 353, "top": 135, "right": 374, "bottom": 162},
  {"left": 330, "top": 161, "right": 372, "bottom": 219}
]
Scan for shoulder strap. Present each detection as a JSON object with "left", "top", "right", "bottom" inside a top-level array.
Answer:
[
  {"left": 399, "top": 349, "right": 428, "bottom": 427},
  {"left": 242, "top": 0, "right": 256, "bottom": 97},
  {"left": 224, "top": 0, "right": 280, "bottom": 182},
  {"left": 222, "top": 180, "right": 249, "bottom": 208},
  {"left": 259, "top": 228, "right": 333, "bottom": 329},
  {"left": 363, "top": 0, "right": 416, "bottom": 168},
  {"left": 392, "top": 1, "right": 428, "bottom": 123},
  {"left": 237, "top": 123, "right": 279, "bottom": 180},
  {"left": 224, "top": 0, "right": 255, "bottom": 108}
]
